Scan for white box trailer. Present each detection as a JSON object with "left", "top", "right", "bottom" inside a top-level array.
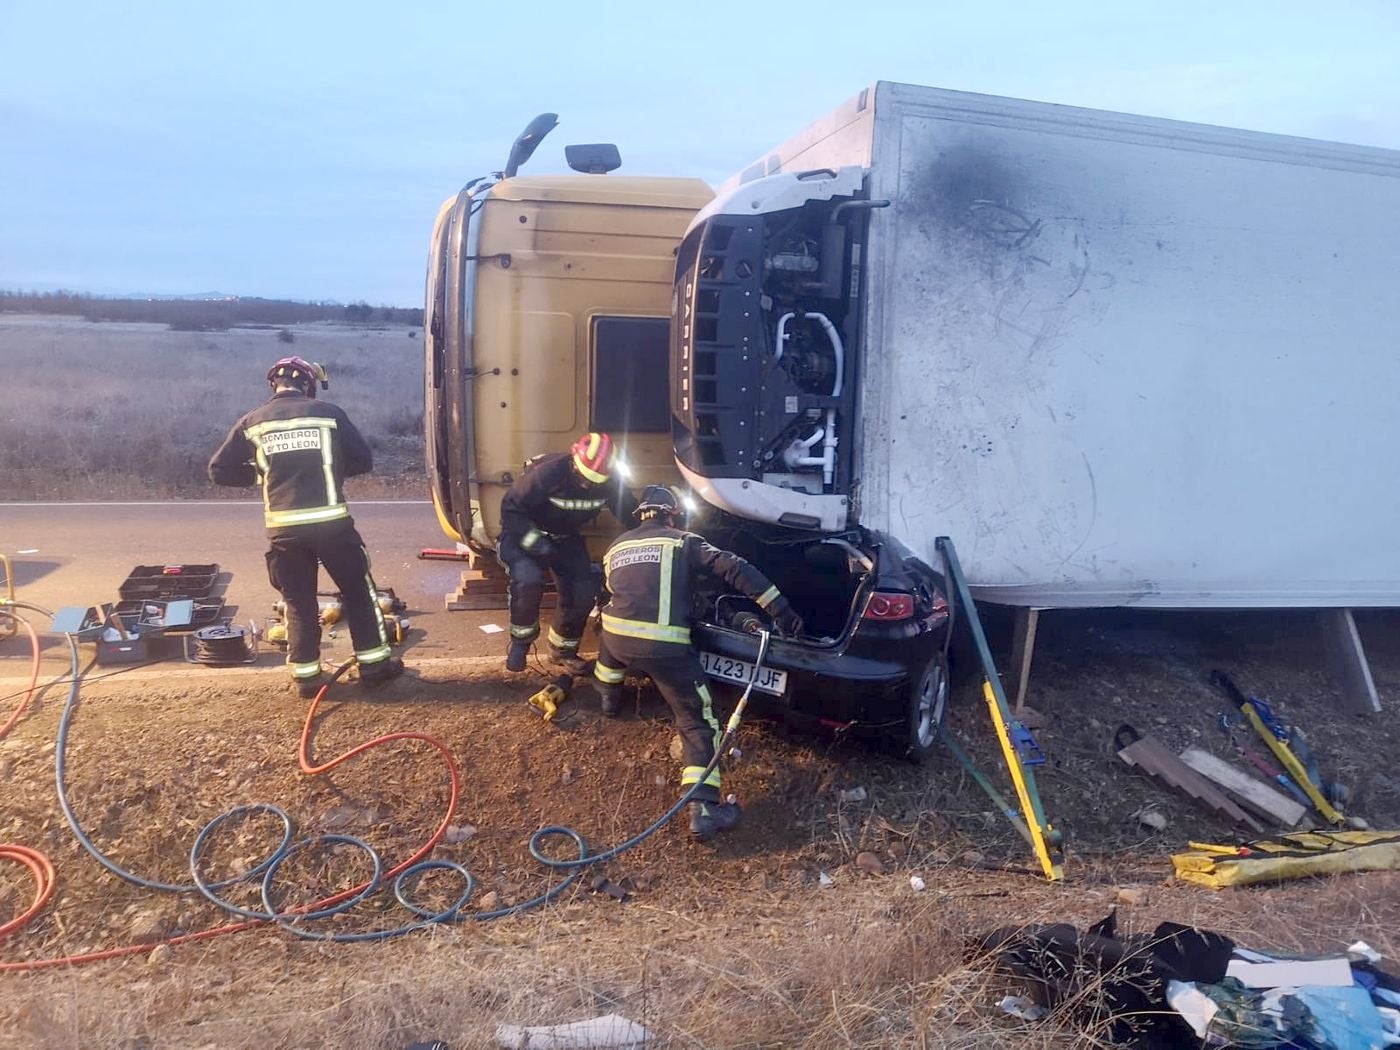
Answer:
[{"left": 683, "top": 81, "right": 1400, "bottom": 613}]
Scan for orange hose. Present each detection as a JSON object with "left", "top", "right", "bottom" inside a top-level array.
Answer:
[
  {"left": 1, "top": 673, "right": 461, "bottom": 971},
  {"left": 0, "top": 846, "right": 56, "bottom": 944}
]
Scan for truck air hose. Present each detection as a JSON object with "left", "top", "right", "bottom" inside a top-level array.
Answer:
[{"left": 0, "top": 616, "right": 771, "bottom": 967}]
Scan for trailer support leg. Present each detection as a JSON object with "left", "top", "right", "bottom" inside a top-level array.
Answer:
[
  {"left": 1009, "top": 607, "right": 1041, "bottom": 713},
  {"left": 1319, "top": 608, "right": 1380, "bottom": 715}
]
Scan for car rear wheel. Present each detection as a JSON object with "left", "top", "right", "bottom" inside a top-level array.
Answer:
[{"left": 905, "top": 653, "right": 949, "bottom": 764}]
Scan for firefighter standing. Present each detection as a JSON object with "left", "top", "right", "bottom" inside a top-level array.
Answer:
[
  {"left": 594, "top": 485, "right": 803, "bottom": 840},
  {"left": 498, "top": 432, "right": 638, "bottom": 673},
  {"left": 208, "top": 356, "right": 403, "bottom": 697}
]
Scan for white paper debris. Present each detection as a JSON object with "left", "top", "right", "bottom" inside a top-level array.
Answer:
[
  {"left": 479, "top": 623, "right": 505, "bottom": 634},
  {"left": 909, "top": 875, "right": 927, "bottom": 892},
  {"left": 818, "top": 871, "right": 834, "bottom": 888},
  {"left": 494, "top": 1013, "right": 652, "bottom": 1049},
  {"left": 838, "top": 786, "right": 867, "bottom": 803},
  {"left": 18, "top": 548, "right": 39, "bottom": 555},
  {"left": 1167, "top": 980, "right": 1219, "bottom": 1039},
  {"left": 1349, "top": 940, "right": 1383, "bottom": 964}
]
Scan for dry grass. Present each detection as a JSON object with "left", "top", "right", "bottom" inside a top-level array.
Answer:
[
  {"left": 3, "top": 664, "right": 1399, "bottom": 1049},
  {"left": 0, "top": 315, "right": 424, "bottom": 500}
]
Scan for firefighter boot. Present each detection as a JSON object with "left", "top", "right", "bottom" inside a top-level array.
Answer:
[
  {"left": 548, "top": 646, "right": 591, "bottom": 677},
  {"left": 689, "top": 799, "right": 741, "bottom": 841},
  {"left": 359, "top": 655, "right": 405, "bottom": 688},
  {"left": 506, "top": 639, "right": 530, "bottom": 673},
  {"left": 291, "top": 674, "right": 326, "bottom": 700}
]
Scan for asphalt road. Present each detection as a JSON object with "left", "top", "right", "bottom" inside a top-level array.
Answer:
[{"left": 0, "top": 500, "right": 512, "bottom": 677}]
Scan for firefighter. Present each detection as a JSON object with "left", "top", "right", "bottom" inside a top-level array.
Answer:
[
  {"left": 208, "top": 356, "right": 403, "bottom": 697},
  {"left": 593, "top": 485, "right": 804, "bottom": 840},
  {"left": 498, "top": 432, "right": 638, "bottom": 673}
]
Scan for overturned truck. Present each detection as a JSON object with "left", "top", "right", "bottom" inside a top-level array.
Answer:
[{"left": 426, "top": 83, "right": 1400, "bottom": 735}]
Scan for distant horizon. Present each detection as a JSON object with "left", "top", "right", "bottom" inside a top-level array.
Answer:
[{"left": 0, "top": 286, "right": 420, "bottom": 310}]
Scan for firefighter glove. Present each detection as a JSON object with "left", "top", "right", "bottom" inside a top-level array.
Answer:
[
  {"left": 769, "top": 597, "right": 804, "bottom": 638},
  {"left": 521, "top": 530, "right": 555, "bottom": 560}
]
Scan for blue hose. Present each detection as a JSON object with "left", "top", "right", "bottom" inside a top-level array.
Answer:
[{"left": 27, "top": 597, "right": 773, "bottom": 945}]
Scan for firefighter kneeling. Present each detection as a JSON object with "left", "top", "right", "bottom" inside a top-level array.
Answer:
[{"left": 594, "top": 485, "right": 803, "bottom": 840}]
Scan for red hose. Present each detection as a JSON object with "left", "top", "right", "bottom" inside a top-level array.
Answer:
[{"left": 1, "top": 673, "right": 461, "bottom": 970}]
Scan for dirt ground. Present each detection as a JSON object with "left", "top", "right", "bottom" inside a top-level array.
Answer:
[{"left": 2, "top": 607, "right": 1400, "bottom": 1048}]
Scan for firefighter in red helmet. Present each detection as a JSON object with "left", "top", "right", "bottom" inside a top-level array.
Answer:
[
  {"left": 497, "top": 432, "right": 639, "bottom": 673},
  {"left": 208, "top": 357, "right": 403, "bottom": 697}
]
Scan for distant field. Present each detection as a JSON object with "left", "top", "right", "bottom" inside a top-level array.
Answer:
[{"left": 0, "top": 315, "right": 425, "bottom": 500}]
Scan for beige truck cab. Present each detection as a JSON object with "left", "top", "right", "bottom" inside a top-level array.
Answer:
[{"left": 424, "top": 125, "right": 711, "bottom": 553}]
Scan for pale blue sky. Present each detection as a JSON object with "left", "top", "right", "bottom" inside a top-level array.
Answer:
[{"left": 3, "top": 1, "right": 1398, "bottom": 305}]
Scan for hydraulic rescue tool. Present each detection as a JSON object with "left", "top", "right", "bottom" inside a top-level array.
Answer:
[
  {"left": 1211, "top": 671, "right": 1346, "bottom": 826},
  {"left": 527, "top": 675, "right": 573, "bottom": 723},
  {"left": 936, "top": 537, "right": 1064, "bottom": 881}
]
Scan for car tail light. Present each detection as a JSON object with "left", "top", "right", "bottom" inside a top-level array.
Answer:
[{"left": 863, "top": 591, "right": 914, "bottom": 621}]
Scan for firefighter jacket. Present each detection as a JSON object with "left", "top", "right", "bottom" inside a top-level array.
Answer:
[
  {"left": 208, "top": 390, "right": 372, "bottom": 531},
  {"left": 599, "top": 521, "right": 785, "bottom": 649},
  {"left": 499, "top": 452, "right": 639, "bottom": 552}
]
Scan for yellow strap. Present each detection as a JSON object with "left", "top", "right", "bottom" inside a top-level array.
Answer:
[
  {"left": 983, "top": 679, "right": 1063, "bottom": 881},
  {"left": 756, "top": 586, "right": 781, "bottom": 609},
  {"left": 1242, "top": 702, "right": 1345, "bottom": 824}
]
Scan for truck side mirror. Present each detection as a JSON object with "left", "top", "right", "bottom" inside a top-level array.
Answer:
[
  {"left": 503, "top": 113, "right": 560, "bottom": 178},
  {"left": 565, "top": 143, "right": 622, "bottom": 174}
]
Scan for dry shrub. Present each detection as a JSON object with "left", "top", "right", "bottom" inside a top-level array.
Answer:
[{"left": 0, "top": 316, "right": 425, "bottom": 499}]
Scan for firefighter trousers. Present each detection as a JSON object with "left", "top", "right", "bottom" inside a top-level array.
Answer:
[
  {"left": 265, "top": 519, "right": 392, "bottom": 682},
  {"left": 497, "top": 532, "right": 595, "bottom": 652},
  {"left": 593, "top": 634, "right": 723, "bottom": 802}
]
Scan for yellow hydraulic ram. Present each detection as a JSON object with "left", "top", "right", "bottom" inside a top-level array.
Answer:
[
  {"left": 937, "top": 537, "right": 1064, "bottom": 881},
  {"left": 1211, "top": 671, "right": 1345, "bottom": 826}
]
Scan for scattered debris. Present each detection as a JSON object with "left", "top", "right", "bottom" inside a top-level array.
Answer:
[
  {"left": 838, "top": 786, "right": 868, "bottom": 803},
  {"left": 1114, "top": 886, "right": 1150, "bottom": 907},
  {"left": 1135, "top": 807, "right": 1168, "bottom": 832},
  {"left": 961, "top": 850, "right": 984, "bottom": 865},
  {"left": 476, "top": 891, "right": 501, "bottom": 913},
  {"left": 997, "top": 995, "right": 1047, "bottom": 1021},
  {"left": 146, "top": 943, "right": 173, "bottom": 968},
  {"left": 561, "top": 764, "right": 575, "bottom": 785},
  {"left": 909, "top": 875, "right": 927, "bottom": 892},
  {"left": 479, "top": 623, "right": 505, "bottom": 634},
  {"left": 494, "top": 1013, "right": 652, "bottom": 1049},
  {"left": 127, "top": 910, "right": 172, "bottom": 945},
  {"left": 589, "top": 875, "right": 630, "bottom": 902},
  {"left": 818, "top": 871, "right": 834, "bottom": 888},
  {"left": 444, "top": 824, "right": 477, "bottom": 844},
  {"left": 854, "top": 852, "right": 888, "bottom": 876}
]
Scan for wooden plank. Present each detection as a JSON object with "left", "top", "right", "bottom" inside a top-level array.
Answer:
[
  {"left": 1116, "top": 727, "right": 1265, "bottom": 832},
  {"left": 1008, "top": 607, "right": 1041, "bottom": 713},
  {"left": 1178, "top": 747, "right": 1308, "bottom": 827},
  {"left": 1319, "top": 608, "right": 1381, "bottom": 714}
]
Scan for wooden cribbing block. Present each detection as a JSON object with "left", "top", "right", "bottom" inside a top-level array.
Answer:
[
  {"left": 1115, "top": 725, "right": 1265, "bottom": 833},
  {"left": 1178, "top": 747, "right": 1308, "bottom": 828}
]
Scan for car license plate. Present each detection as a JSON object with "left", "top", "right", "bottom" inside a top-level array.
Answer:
[{"left": 698, "top": 651, "right": 788, "bottom": 696}]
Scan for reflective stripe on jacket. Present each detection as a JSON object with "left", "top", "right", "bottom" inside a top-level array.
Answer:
[
  {"left": 499, "top": 452, "right": 638, "bottom": 544},
  {"left": 599, "top": 522, "right": 782, "bottom": 652},
  {"left": 208, "top": 391, "right": 372, "bottom": 530}
]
